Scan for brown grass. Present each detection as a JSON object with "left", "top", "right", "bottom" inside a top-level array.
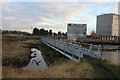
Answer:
[
  {"left": 2, "top": 36, "right": 39, "bottom": 68},
  {"left": 3, "top": 60, "right": 102, "bottom": 78},
  {"left": 2, "top": 36, "right": 104, "bottom": 78}
]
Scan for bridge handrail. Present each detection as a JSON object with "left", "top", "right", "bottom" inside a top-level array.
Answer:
[{"left": 42, "top": 38, "right": 101, "bottom": 59}]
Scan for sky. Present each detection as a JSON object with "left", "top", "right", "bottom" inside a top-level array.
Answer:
[{"left": 1, "top": 0, "right": 119, "bottom": 34}]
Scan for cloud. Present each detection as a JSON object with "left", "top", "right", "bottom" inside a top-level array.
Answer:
[
  {"left": 2, "top": 0, "right": 118, "bottom": 2},
  {"left": 2, "top": 2, "right": 13, "bottom": 13},
  {"left": 2, "top": 16, "right": 15, "bottom": 20},
  {"left": 35, "top": 2, "right": 88, "bottom": 21},
  {"left": 2, "top": 2, "right": 118, "bottom": 34},
  {"left": 111, "top": 2, "right": 118, "bottom": 13},
  {"left": 2, "top": 2, "right": 89, "bottom": 32}
]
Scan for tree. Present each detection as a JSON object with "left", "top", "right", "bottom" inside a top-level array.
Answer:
[
  {"left": 61, "top": 32, "right": 65, "bottom": 36},
  {"left": 64, "top": 32, "right": 67, "bottom": 36},
  {"left": 33, "top": 28, "right": 39, "bottom": 35},
  {"left": 53, "top": 33, "right": 57, "bottom": 37},
  {"left": 48, "top": 29, "right": 52, "bottom": 36},
  {"left": 90, "top": 31, "right": 96, "bottom": 37},
  {"left": 58, "top": 31, "right": 61, "bottom": 36},
  {"left": 39, "top": 28, "right": 45, "bottom": 35}
]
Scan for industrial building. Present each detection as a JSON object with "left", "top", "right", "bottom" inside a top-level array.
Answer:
[
  {"left": 96, "top": 13, "right": 120, "bottom": 36},
  {"left": 67, "top": 23, "right": 87, "bottom": 40}
]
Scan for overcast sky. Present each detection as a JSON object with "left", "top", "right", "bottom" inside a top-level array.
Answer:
[{"left": 1, "top": 0, "right": 119, "bottom": 34}]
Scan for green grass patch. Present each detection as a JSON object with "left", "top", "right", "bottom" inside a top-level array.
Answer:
[
  {"left": 76, "top": 59, "right": 105, "bottom": 78},
  {"left": 99, "top": 60, "right": 120, "bottom": 79}
]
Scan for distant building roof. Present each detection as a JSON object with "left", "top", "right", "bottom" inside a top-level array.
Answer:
[
  {"left": 97, "top": 13, "right": 120, "bottom": 16},
  {"left": 67, "top": 24, "right": 87, "bottom": 27}
]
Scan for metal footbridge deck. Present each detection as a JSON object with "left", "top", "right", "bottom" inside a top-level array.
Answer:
[{"left": 42, "top": 38, "right": 101, "bottom": 62}]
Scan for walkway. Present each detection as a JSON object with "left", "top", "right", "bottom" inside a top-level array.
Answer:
[{"left": 41, "top": 38, "right": 101, "bottom": 62}]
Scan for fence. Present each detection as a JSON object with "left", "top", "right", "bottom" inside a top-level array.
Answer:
[
  {"left": 88, "top": 35, "right": 120, "bottom": 41},
  {"left": 42, "top": 38, "right": 101, "bottom": 62}
]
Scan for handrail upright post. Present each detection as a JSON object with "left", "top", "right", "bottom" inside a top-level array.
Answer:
[
  {"left": 89, "top": 43, "right": 92, "bottom": 50},
  {"left": 71, "top": 44, "right": 74, "bottom": 61},
  {"left": 78, "top": 45, "right": 81, "bottom": 61},
  {"left": 79, "top": 51, "right": 81, "bottom": 61},
  {"left": 63, "top": 42, "right": 65, "bottom": 53}
]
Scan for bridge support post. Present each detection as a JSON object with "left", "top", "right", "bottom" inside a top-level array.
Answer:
[
  {"left": 79, "top": 56, "right": 81, "bottom": 61},
  {"left": 89, "top": 43, "right": 92, "bottom": 50},
  {"left": 98, "top": 45, "right": 101, "bottom": 52},
  {"left": 72, "top": 54, "right": 75, "bottom": 61},
  {"left": 79, "top": 51, "right": 81, "bottom": 61}
]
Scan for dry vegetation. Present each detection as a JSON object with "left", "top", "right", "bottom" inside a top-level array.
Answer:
[
  {"left": 2, "top": 36, "right": 39, "bottom": 68},
  {"left": 2, "top": 36, "right": 104, "bottom": 78},
  {"left": 3, "top": 60, "right": 104, "bottom": 78}
]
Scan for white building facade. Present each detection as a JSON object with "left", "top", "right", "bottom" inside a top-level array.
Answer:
[
  {"left": 67, "top": 23, "right": 87, "bottom": 40},
  {"left": 96, "top": 13, "right": 120, "bottom": 36}
]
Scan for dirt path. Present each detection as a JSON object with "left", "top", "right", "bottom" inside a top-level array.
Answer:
[{"left": 84, "top": 56, "right": 118, "bottom": 80}]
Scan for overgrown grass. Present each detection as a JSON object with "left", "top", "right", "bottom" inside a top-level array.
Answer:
[
  {"left": 2, "top": 36, "right": 106, "bottom": 78},
  {"left": 2, "top": 36, "right": 39, "bottom": 68},
  {"left": 99, "top": 60, "right": 120, "bottom": 79},
  {"left": 38, "top": 42, "right": 69, "bottom": 66},
  {"left": 3, "top": 59, "right": 104, "bottom": 78}
]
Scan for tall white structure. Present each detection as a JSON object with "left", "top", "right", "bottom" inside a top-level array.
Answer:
[
  {"left": 67, "top": 23, "right": 87, "bottom": 40},
  {"left": 96, "top": 13, "right": 120, "bottom": 36}
]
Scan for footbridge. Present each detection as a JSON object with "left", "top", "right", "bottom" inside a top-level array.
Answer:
[
  {"left": 41, "top": 38, "right": 101, "bottom": 62},
  {"left": 4, "top": 34, "right": 101, "bottom": 62}
]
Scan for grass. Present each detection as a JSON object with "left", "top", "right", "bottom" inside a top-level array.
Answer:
[
  {"left": 99, "top": 60, "right": 120, "bottom": 79},
  {"left": 2, "top": 36, "right": 106, "bottom": 78},
  {"left": 2, "top": 36, "right": 39, "bottom": 68},
  {"left": 38, "top": 42, "right": 69, "bottom": 66},
  {"left": 3, "top": 60, "right": 104, "bottom": 78}
]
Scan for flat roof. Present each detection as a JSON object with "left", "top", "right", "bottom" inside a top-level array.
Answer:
[
  {"left": 97, "top": 13, "right": 120, "bottom": 16},
  {"left": 68, "top": 23, "right": 87, "bottom": 25}
]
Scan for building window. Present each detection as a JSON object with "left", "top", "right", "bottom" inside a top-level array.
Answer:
[{"left": 83, "top": 32, "right": 86, "bottom": 34}]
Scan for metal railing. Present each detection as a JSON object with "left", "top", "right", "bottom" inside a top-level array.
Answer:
[
  {"left": 3, "top": 34, "right": 101, "bottom": 62},
  {"left": 42, "top": 38, "right": 101, "bottom": 62}
]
